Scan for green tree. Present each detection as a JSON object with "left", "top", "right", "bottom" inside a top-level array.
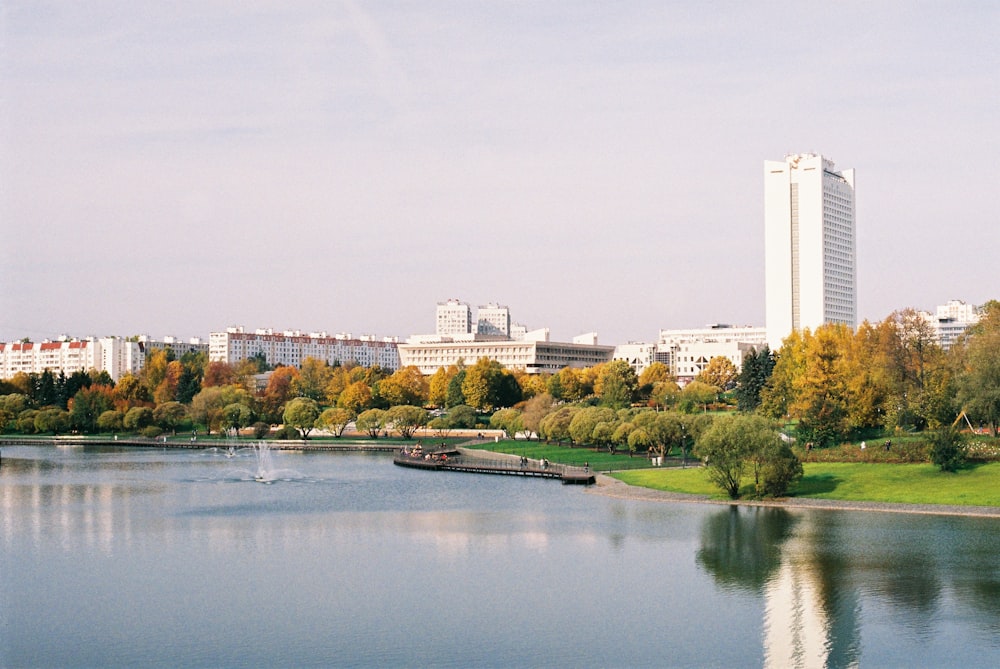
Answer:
[
  {"left": 97, "top": 410, "right": 124, "bottom": 433},
  {"left": 695, "top": 414, "right": 753, "bottom": 499},
  {"left": 154, "top": 401, "right": 188, "bottom": 434},
  {"left": 386, "top": 405, "right": 428, "bottom": 439},
  {"left": 34, "top": 407, "right": 71, "bottom": 434},
  {"left": 123, "top": 406, "right": 154, "bottom": 432},
  {"left": 490, "top": 408, "right": 524, "bottom": 439},
  {"left": 594, "top": 360, "right": 639, "bottom": 409},
  {"left": 293, "top": 357, "right": 333, "bottom": 402},
  {"left": 927, "top": 426, "right": 968, "bottom": 472},
  {"left": 568, "top": 406, "right": 617, "bottom": 445},
  {"left": 539, "top": 405, "right": 579, "bottom": 444},
  {"left": 282, "top": 397, "right": 320, "bottom": 439},
  {"left": 735, "top": 346, "right": 775, "bottom": 412},
  {"left": 221, "top": 403, "right": 253, "bottom": 435},
  {"left": 445, "top": 369, "right": 467, "bottom": 408},
  {"left": 70, "top": 385, "right": 116, "bottom": 433},
  {"left": 953, "top": 301, "right": 1000, "bottom": 436},
  {"left": 445, "top": 404, "right": 478, "bottom": 429},
  {"left": 356, "top": 408, "right": 387, "bottom": 439},
  {"left": 461, "top": 358, "right": 520, "bottom": 412},
  {"left": 678, "top": 380, "right": 718, "bottom": 413}
]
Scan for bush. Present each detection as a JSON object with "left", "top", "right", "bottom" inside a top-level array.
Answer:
[
  {"left": 141, "top": 426, "right": 163, "bottom": 439},
  {"left": 273, "top": 425, "right": 300, "bottom": 440},
  {"left": 927, "top": 427, "right": 968, "bottom": 472},
  {"left": 252, "top": 422, "right": 271, "bottom": 439}
]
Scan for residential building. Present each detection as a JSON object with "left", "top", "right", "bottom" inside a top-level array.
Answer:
[
  {"left": 476, "top": 303, "right": 511, "bottom": 337},
  {"left": 436, "top": 299, "right": 472, "bottom": 336},
  {"left": 613, "top": 342, "right": 657, "bottom": 376},
  {"left": 919, "top": 299, "right": 982, "bottom": 350},
  {"left": 765, "top": 153, "right": 856, "bottom": 350},
  {"left": 209, "top": 327, "right": 400, "bottom": 370}
]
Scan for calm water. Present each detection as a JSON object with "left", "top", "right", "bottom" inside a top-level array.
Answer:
[{"left": 1, "top": 445, "right": 998, "bottom": 668}]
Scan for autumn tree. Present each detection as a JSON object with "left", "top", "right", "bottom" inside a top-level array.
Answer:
[
  {"left": 317, "top": 407, "right": 353, "bottom": 437},
  {"left": 378, "top": 366, "right": 429, "bottom": 408},
  {"left": 696, "top": 356, "right": 738, "bottom": 392},
  {"left": 261, "top": 366, "right": 300, "bottom": 424},
  {"left": 338, "top": 380, "right": 373, "bottom": 415},
  {"left": 953, "top": 300, "right": 1000, "bottom": 435},
  {"left": 293, "top": 357, "right": 333, "bottom": 402},
  {"left": 490, "top": 408, "right": 524, "bottom": 439},
  {"left": 520, "top": 393, "right": 554, "bottom": 440},
  {"left": 790, "top": 325, "right": 853, "bottom": 447}
]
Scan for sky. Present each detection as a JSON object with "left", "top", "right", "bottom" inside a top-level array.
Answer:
[{"left": 2, "top": 1, "right": 997, "bottom": 346}]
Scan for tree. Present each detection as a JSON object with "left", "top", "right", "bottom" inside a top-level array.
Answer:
[
  {"left": 695, "top": 415, "right": 752, "bottom": 499},
  {"left": 520, "top": 393, "right": 554, "bottom": 440},
  {"left": 445, "top": 404, "right": 478, "bottom": 429},
  {"left": 338, "top": 380, "right": 373, "bottom": 415},
  {"left": 356, "top": 408, "right": 387, "bottom": 439},
  {"left": 428, "top": 367, "right": 454, "bottom": 407},
  {"left": 69, "top": 385, "right": 116, "bottom": 433},
  {"left": 97, "top": 410, "right": 124, "bottom": 433},
  {"left": 735, "top": 346, "right": 775, "bottom": 412},
  {"left": 462, "top": 358, "right": 520, "bottom": 412},
  {"left": 202, "top": 361, "right": 237, "bottom": 388},
  {"left": 282, "top": 397, "right": 320, "bottom": 439},
  {"left": 445, "top": 369, "right": 467, "bottom": 408},
  {"left": 927, "top": 426, "right": 968, "bottom": 472},
  {"left": 317, "top": 407, "right": 353, "bottom": 437},
  {"left": 569, "top": 406, "right": 617, "bottom": 446},
  {"left": 953, "top": 301, "right": 1000, "bottom": 436},
  {"left": 123, "top": 406, "right": 154, "bottom": 432},
  {"left": 490, "top": 408, "right": 523, "bottom": 439},
  {"left": 678, "top": 381, "right": 718, "bottom": 414},
  {"left": 261, "top": 366, "right": 300, "bottom": 423},
  {"left": 154, "top": 401, "right": 188, "bottom": 434},
  {"left": 791, "top": 325, "right": 853, "bottom": 447},
  {"left": 696, "top": 356, "right": 738, "bottom": 392},
  {"left": 594, "top": 360, "right": 639, "bottom": 409},
  {"left": 378, "top": 366, "right": 429, "bottom": 408},
  {"left": 221, "top": 403, "right": 253, "bottom": 435},
  {"left": 385, "top": 405, "right": 428, "bottom": 439},
  {"left": 538, "top": 405, "right": 579, "bottom": 444},
  {"left": 293, "top": 357, "right": 333, "bottom": 402},
  {"left": 34, "top": 407, "right": 71, "bottom": 434}
]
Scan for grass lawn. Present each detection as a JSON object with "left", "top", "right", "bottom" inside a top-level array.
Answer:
[
  {"left": 612, "top": 462, "right": 1000, "bottom": 507},
  {"left": 481, "top": 439, "right": 656, "bottom": 471}
]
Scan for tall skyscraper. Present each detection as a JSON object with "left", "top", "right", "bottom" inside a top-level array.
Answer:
[{"left": 764, "top": 153, "right": 856, "bottom": 350}]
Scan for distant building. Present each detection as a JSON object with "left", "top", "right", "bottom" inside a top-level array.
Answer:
[
  {"left": 476, "top": 303, "right": 511, "bottom": 337},
  {"left": 209, "top": 327, "right": 400, "bottom": 370},
  {"left": 765, "top": 153, "right": 856, "bottom": 350},
  {"left": 436, "top": 299, "right": 472, "bottom": 336},
  {"left": 613, "top": 342, "right": 657, "bottom": 376},
  {"left": 0, "top": 335, "right": 205, "bottom": 382},
  {"left": 397, "top": 336, "right": 614, "bottom": 375},
  {"left": 656, "top": 325, "right": 768, "bottom": 385},
  {"left": 918, "top": 299, "right": 982, "bottom": 350}
]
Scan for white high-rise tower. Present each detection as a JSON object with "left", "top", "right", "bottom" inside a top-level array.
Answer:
[{"left": 764, "top": 153, "right": 856, "bottom": 350}]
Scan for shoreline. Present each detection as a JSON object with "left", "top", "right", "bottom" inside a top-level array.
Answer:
[{"left": 588, "top": 474, "right": 1000, "bottom": 519}]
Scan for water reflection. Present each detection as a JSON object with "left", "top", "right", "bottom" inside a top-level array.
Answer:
[{"left": 696, "top": 505, "right": 1000, "bottom": 668}]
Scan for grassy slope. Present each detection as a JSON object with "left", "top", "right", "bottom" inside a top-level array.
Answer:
[{"left": 613, "top": 462, "right": 1000, "bottom": 507}]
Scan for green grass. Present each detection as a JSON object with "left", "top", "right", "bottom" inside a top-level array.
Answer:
[
  {"left": 611, "top": 462, "right": 1000, "bottom": 507},
  {"left": 481, "top": 439, "right": 656, "bottom": 471}
]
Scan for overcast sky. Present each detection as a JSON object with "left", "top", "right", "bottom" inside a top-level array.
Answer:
[{"left": 2, "top": 2, "right": 997, "bottom": 346}]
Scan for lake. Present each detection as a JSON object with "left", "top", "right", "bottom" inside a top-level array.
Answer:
[{"left": 1, "top": 444, "right": 998, "bottom": 668}]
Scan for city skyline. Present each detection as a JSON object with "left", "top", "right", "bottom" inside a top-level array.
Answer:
[{"left": 2, "top": 3, "right": 997, "bottom": 345}]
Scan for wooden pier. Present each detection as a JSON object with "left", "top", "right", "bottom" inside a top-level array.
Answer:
[{"left": 393, "top": 448, "right": 596, "bottom": 485}]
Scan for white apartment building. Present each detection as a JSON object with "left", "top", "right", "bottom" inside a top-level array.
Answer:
[
  {"left": 613, "top": 342, "right": 657, "bottom": 376},
  {"left": 436, "top": 299, "right": 472, "bottom": 336},
  {"left": 476, "top": 303, "right": 511, "bottom": 336},
  {"left": 654, "top": 324, "right": 768, "bottom": 384},
  {"left": 765, "top": 153, "right": 857, "bottom": 350},
  {"left": 919, "top": 299, "right": 982, "bottom": 350},
  {"left": 209, "top": 327, "right": 400, "bottom": 370},
  {"left": 397, "top": 336, "right": 614, "bottom": 375},
  {"left": 0, "top": 335, "right": 186, "bottom": 382}
]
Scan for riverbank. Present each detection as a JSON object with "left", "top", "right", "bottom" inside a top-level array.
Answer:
[{"left": 588, "top": 474, "right": 1000, "bottom": 518}]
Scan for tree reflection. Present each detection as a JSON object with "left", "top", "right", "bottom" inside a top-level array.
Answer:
[{"left": 696, "top": 506, "right": 797, "bottom": 592}]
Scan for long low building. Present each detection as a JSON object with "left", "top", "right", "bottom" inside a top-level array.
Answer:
[
  {"left": 397, "top": 336, "right": 614, "bottom": 375},
  {"left": 209, "top": 327, "right": 401, "bottom": 370}
]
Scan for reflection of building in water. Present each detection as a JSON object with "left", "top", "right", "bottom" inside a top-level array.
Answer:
[{"left": 763, "top": 520, "right": 861, "bottom": 669}]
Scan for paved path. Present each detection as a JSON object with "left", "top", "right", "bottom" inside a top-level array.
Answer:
[{"left": 588, "top": 474, "right": 1000, "bottom": 518}]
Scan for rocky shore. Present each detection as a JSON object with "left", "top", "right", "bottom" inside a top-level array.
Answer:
[{"left": 588, "top": 474, "right": 1000, "bottom": 518}]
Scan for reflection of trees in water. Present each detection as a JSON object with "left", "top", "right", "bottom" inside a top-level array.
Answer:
[{"left": 696, "top": 506, "right": 797, "bottom": 592}]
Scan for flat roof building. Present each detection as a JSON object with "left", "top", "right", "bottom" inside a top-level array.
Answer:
[{"left": 765, "top": 153, "right": 856, "bottom": 350}]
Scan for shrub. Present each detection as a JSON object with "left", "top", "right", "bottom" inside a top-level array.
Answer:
[
  {"left": 927, "top": 427, "right": 968, "bottom": 472},
  {"left": 141, "top": 426, "right": 163, "bottom": 439}
]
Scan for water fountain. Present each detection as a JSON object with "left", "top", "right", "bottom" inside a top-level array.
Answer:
[{"left": 253, "top": 441, "right": 275, "bottom": 482}]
